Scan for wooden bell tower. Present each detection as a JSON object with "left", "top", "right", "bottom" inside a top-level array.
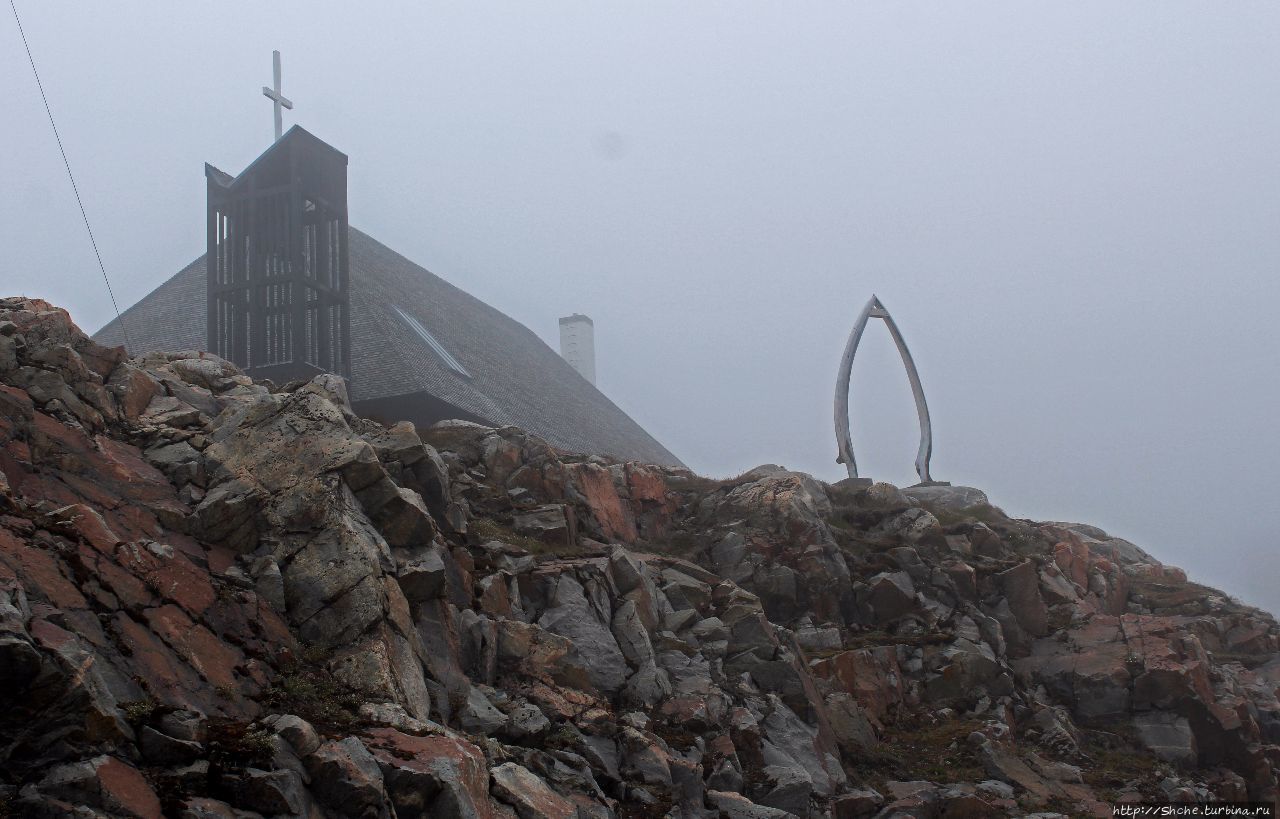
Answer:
[{"left": 205, "top": 126, "right": 351, "bottom": 383}]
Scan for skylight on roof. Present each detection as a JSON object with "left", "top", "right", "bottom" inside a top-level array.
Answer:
[{"left": 393, "top": 306, "right": 472, "bottom": 378}]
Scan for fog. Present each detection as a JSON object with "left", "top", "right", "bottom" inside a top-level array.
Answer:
[{"left": 4, "top": 4, "right": 1277, "bottom": 614}]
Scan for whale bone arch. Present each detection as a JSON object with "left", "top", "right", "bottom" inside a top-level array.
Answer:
[{"left": 834, "top": 295, "right": 935, "bottom": 483}]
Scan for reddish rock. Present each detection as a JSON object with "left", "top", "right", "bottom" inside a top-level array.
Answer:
[
  {"left": 1054, "top": 541, "right": 1090, "bottom": 588},
  {"left": 40, "top": 755, "right": 162, "bottom": 819},
  {"left": 139, "top": 553, "right": 218, "bottom": 616},
  {"left": 364, "top": 727, "right": 494, "bottom": 819},
  {"left": 625, "top": 463, "right": 676, "bottom": 537},
  {"left": 482, "top": 432, "right": 524, "bottom": 486},
  {"left": 77, "top": 541, "right": 154, "bottom": 610},
  {"left": 51, "top": 503, "right": 122, "bottom": 555},
  {"left": 658, "top": 695, "right": 716, "bottom": 730},
  {"left": 27, "top": 617, "right": 76, "bottom": 652},
  {"left": 94, "top": 436, "right": 174, "bottom": 498},
  {"left": 477, "top": 573, "right": 513, "bottom": 617},
  {"left": 0, "top": 530, "right": 89, "bottom": 611},
  {"left": 625, "top": 464, "right": 669, "bottom": 504},
  {"left": 497, "top": 619, "right": 593, "bottom": 691},
  {"left": 96, "top": 756, "right": 163, "bottom": 819},
  {"left": 813, "top": 646, "right": 907, "bottom": 729},
  {"left": 111, "top": 610, "right": 254, "bottom": 718},
  {"left": 109, "top": 366, "right": 162, "bottom": 421},
  {"left": 569, "top": 462, "right": 636, "bottom": 542},
  {"left": 524, "top": 679, "right": 605, "bottom": 722},
  {"left": 490, "top": 762, "right": 576, "bottom": 819},
  {"left": 143, "top": 604, "right": 245, "bottom": 692}
]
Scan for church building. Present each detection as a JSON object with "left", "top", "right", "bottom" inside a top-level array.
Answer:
[{"left": 93, "top": 123, "right": 681, "bottom": 467}]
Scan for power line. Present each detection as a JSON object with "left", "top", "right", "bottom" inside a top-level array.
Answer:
[{"left": 9, "top": 1, "right": 133, "bottom": 350}]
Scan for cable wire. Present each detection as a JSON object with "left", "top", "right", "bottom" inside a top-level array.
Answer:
[{"left": 10, "top": 1, "right": 133, "bottom": 349}]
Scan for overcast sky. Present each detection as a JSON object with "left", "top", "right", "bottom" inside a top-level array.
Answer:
[{"left": 5, "top": 3, "right": 1278, "bottom": 614}]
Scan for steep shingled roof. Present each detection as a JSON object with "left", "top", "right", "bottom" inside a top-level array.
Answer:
[{"left": 93, "top": 228, "right": 683, "bottom": 467}]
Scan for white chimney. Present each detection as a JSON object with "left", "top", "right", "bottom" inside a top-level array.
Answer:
[{"left": 558, "top": 314, "right": 596, "bottom": 385}]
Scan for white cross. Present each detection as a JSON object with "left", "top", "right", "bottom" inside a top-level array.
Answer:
[{"left": 262, "top": 50, "right": 293, "bottom": 141}]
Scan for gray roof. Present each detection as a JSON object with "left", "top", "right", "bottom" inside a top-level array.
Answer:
[{"left": 93, "top": 228, "right": 682, "bottom": 467}]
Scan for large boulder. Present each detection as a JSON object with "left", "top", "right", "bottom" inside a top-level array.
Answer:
[
  {"left": 536, "top": 575, "right": 628, "bottom": 695},
  {"left": 863, "top": 571, "right": 917, "bottom": 623},
  {"left": 307, "top": 737, "right": 393, "bottom": 819},
  {"left": 490, "top": 762, "right": 576, "bottom": 819},
  {"left": 364, "top": 728, "right": 494, "bottom": 819},
  {"left": 37, "top": 755, "right": 163, "bottom": 819}
]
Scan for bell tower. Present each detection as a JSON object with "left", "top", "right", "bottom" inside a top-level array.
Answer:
[{"left": 205, "top": 126, "right": 351, "bottom": 383}]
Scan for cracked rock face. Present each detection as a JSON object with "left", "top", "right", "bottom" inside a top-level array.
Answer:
[{"left": 1, "top": 296, "right": 1280, "bottom": 818}]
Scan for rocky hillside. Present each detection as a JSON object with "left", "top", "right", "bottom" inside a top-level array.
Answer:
[{"left": 1, "top": 296, "right": 1278, "bottom": 819}]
